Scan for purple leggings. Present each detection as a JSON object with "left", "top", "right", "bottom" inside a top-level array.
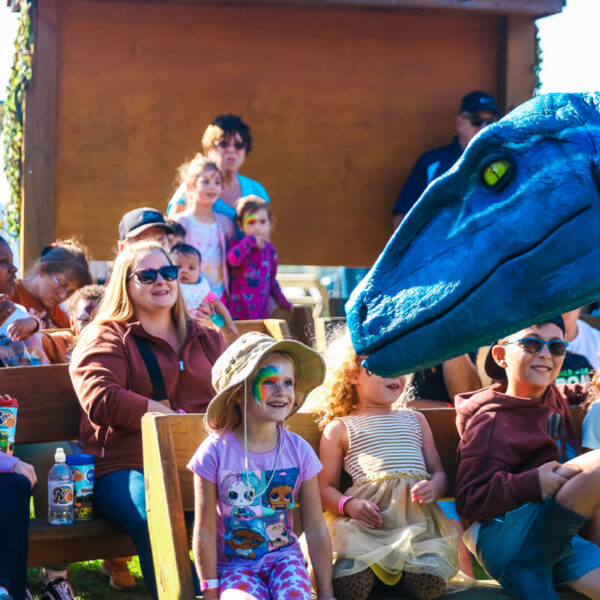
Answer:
[{"left": 219, "top": 546, "right": 311, "bottom": 600}]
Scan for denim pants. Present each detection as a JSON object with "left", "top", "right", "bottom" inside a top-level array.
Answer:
[
  {"left": 94, "top": 469, "right": 157, "bottom": 599},
  {"left": 0, "top": 472, "right": 31, "bottom": 600}
]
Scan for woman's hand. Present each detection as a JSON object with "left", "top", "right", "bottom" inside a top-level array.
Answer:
[
  {"left": 0, "top": 294, "right": 16, "bottom": 327},
  {"left": 147, "top": 399, "right": 176, "bottom": 415},
  {"left": 344, "top": 498, "right": 382, "bottom": 529},
  {"left": 7, "top": 317, "right": 39, "bottom": 341},
  {"left": 13, "top": 459, "right": 37, "bottom": 488},
  {"left": 317, "top": 593, "right": 337, "bottom": 600},
  {"left": 190, "top": 305, "right": 215, "bottom": 329},
  {"left": 410, "top": 480, "right": 437, "bottom": 504}
]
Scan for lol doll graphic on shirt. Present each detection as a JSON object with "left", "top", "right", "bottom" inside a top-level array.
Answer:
[{"left": 219, "top": 467, "right": 300, "bottom": 561}]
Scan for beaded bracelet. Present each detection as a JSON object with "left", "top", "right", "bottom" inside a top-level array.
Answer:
[
  {"left": 200, "top": 579, "right": 220, "bottom": 591},
  {"left": 338, "top": 495, "right": 353, "bottom": 516}
]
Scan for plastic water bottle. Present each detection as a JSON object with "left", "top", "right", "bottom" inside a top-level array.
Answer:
[{"left": 48, "top": 448, "right": 74, "bottom": 525}]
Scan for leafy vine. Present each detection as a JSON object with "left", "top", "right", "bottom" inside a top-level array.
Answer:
[{"left": 2, "top": 1, "right": 33, "bottom": 237}]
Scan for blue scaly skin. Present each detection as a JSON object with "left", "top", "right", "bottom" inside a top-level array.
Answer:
[{"left": 347, "top": 93, "right": 600, "bottom": 376}]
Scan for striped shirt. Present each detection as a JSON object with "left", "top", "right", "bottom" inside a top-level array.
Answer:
[{"left": 339, "top": 412, "right": 428, "bottom": 482}]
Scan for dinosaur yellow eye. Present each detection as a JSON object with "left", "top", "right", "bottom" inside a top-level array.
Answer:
[{"left": 482, "top": 159, "right": 512, "bottom": 190}]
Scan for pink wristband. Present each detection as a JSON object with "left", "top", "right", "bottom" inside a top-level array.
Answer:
[
  {"left": 338, "top": 495, "right": 353, "bottom": 516},
  {"left": 200, "top": 579, "right": 219, "bottom": 591}
]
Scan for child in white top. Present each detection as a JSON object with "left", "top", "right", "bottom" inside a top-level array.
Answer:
[
  {"left": 170, "top": 243, "right": 237, "bottom": 340},
  {"left": 310, "top": 328, "right": 458, "bottom": 600},
  {"left": 187, "top": 332, "right": 335, "bottom": 600},
  {"left": 172, "top": 154, "right": 235, "bottom": 301}
]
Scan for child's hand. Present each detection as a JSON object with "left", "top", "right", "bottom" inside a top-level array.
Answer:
[
  {"left": 254, "top": 234, "right": 265, "bottom": 249},
  {"left": 410, "top": 480, "right": 437, "bottom": 504},
  {"left": 538, "top": 460, "right": 570, "bottom": 499},
  {"left": 224, "top": 322, "right": 239, "bottom": 339},
  {"left": 344, "top": 498, "right": 382, "bottom": 529},
  {"left": 0, "top": 295, "right": 16, "bottom": 327},
  {"left": 7, "top": 317, "right": 39, "bottom": 341}
]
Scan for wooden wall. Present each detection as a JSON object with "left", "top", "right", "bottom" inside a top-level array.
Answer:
[{"left": 50, "top": 0, "right": 504, "bottom": 266}]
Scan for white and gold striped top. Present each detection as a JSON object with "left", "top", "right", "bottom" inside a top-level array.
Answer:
[{"left": 338, "top": 412, "right": 428, "bottom": 482}]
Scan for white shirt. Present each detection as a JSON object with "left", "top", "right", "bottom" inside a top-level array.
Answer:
[{"left": 569, "top": 319, "right": 600, "bottom": 371}]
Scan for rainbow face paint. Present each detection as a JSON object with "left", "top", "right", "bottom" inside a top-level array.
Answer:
[
  {"left": 252, "top": 365, "right": 283, "bottom": 405},
  {"left": 243, "top": 213, "right": 258, "bottom": 233}
]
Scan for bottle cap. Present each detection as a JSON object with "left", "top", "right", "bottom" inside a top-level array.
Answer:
[
  {"left": 55, "top": 448, "right": 66, "bottom": 463},
  {"left": 66, "top": 454, "right": 95, "bottom": 466}
]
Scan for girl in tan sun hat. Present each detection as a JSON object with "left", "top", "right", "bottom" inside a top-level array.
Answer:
[{"left": 187, "top": 332, "right": 337, "bottom": 600}]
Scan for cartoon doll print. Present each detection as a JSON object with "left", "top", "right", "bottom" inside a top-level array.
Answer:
[
  {"left": 225, "top": 517, "right": 267, "bottom": 560},
  {"left": 264, "top": 468, "right": 298, "bottom": 511},
  {"left": 220, "top": 471, "right": 261, "bottom": 518}
]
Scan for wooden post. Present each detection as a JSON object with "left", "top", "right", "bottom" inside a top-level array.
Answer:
[
  {"left": 503, "top": 15, "right": 537, "bottom": 113},
  {"left": 20, "top": 0, "right": 57, "bottom": 272}
]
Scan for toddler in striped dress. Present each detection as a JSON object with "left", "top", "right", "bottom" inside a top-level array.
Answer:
[{"left": 310, "top": 328, "right": 458, "bottom": 600}]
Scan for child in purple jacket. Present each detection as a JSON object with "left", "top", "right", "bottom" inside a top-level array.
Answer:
[{"left": 226, "top": 196, "right": 292, "bottom": 320}]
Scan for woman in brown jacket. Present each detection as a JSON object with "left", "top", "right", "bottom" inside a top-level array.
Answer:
[{"left": 70, "top": 240, "right": 226, "bottom": 598}]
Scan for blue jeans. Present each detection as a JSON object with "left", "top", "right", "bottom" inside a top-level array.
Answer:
[
  {"left": 94, "top": 470, "right": 157, "bottom": 599},
  {"left": 0, "top": 472, "right": 31, "bottom": 600}
]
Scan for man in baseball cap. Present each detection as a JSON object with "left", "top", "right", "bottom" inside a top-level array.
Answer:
[
  {"left": 117, "top": 207, "right": 174, "bottom": 251},
  {"left": 393, "top": 90, "right": 500, "bottom": 229}
]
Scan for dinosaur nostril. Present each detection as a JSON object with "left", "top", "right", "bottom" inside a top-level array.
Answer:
[{"left": 359, "top": 302, "right": 368, "bottom": 322}]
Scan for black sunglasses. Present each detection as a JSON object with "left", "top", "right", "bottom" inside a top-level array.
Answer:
[
  {"left": 464, "top": 113, "right": 497, "bottom": 128},
  {"left": 215, "top": 139, "right": 246, "bottom": 150},
  {"left": 502, "top": 337, "right": 569, "bottom": 357},
  {"left": 129, "top": 265, "right": 179, "bottom": 285}
]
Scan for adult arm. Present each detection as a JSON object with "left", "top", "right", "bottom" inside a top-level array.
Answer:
[
  {"left": 442, "top": 354, "right": 481, "bottom": 403},
  {"left": 192, "top": 474, "right": 219, "bottom": 600},
  {"left": 70, "top": 328, "right": 171, "bottom": 431}
]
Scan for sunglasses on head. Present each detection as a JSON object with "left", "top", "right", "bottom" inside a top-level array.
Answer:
[
  {"left": 129, "top": 265, "right": 179, "bottom": 285},
  {"left": 463, "top": 113, "right": 496, "bottom": 128},
  {"left": 215, "top": 139, "right": 246, "bottom": 150},
  {"left": 502, "top": 337, "right": 569, "bottom": 357}
]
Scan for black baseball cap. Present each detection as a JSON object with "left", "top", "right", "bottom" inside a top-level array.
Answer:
[
  {"left": 460, "top": 91, "right": 499, "bottom": 115},
  {"left": 118, "top": 207, "right": 174, "bottom": 241},
  {"left": 484, "top": 316, "right": 566, "bottom": 381}
]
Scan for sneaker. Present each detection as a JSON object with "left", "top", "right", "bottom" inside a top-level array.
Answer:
[
  {"left": 0, "top": 586, "right": 12, "bottom": 600},
  {"left": 40, "top": 577, "right": 75, "bottom": 600},
  {"left": 100, "top": 558, "right": 136, "bottom": 590}
]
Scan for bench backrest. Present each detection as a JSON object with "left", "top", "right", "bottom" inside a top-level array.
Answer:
[
  {"left": 233, "top": 319, "right": 290, "bottom": 340},
  {"left": 144, "top": 407, "right": 586, "bottom": 599}
]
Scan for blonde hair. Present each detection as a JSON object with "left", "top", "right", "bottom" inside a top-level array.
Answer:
[
  {"left": 206, "top": 351, "right": 297, "bottom": 434},
  {"left": 177, "top": 153, "right": 221, "bottom": 205},
  {"left": 585, "top": 371, "right": 600, "bottom": 412},
  {"left": 74, "top": 241, "right": 189, "bottom": 358},
  {"left": 309, "top": 326, "right": 362, "bottom": 429}
]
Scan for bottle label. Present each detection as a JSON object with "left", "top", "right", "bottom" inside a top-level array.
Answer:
[
  {"left": 49, "top": 482, "right": 73, "bottom": 506},
  {"left": 70, "top": 464, "right": 94, "bottom": 520},
  {"left": 0, "top": 407, "right": 17, "bottom": 455}
]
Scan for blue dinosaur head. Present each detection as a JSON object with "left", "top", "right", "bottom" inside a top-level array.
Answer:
[{"left": 347, "top": 93, "right": 600, "bottom": 376}]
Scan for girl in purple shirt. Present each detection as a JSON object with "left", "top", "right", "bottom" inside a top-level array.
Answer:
[{"left": 188, "top": 332, "right": 335, "bottom": 600}]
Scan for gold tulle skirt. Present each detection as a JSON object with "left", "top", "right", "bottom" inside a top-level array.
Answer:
[{"left": 327, "top": 471, "right": 459, "bottom": 585}]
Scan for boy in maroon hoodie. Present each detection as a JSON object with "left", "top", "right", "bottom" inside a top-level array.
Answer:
[{"left": 455, "top": 316, "right": 600, "bottom": 600}]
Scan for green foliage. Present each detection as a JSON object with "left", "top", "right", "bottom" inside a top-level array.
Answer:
[
  {"left": 2, "top": 1, "right": 34, "bottom": 238},
  {"left": 533, "top": 23, "right": 543, "bottom": 96}
]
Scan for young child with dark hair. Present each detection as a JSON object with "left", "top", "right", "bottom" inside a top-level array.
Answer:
[
  {"left": 226, "top": 196, "right": 291, "bottom": 320},
  {"left": 170, "top": 244, "right": 237, "bottom": 339},
  {"left": 455, "top": 316, "right": 600, "bottom": 599}
]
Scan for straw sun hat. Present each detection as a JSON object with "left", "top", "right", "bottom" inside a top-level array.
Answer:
[{"left": 207, "top": 332, "right": 326, "bottom": 425}]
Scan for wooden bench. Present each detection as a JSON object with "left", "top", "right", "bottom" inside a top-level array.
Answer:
[
  {"left": 142, "top": 408, "right": 588, "bottom": 600},
  {"left": 9, "top": 363, "right": 137, "bottom": 566}
]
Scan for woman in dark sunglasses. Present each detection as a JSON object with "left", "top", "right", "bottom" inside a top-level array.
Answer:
[
  {"left": 70, "top": 240, "right": 226, "bottom": 599},
  {"left": 167, "top": 114, "right": 270, "bottom": 228}
]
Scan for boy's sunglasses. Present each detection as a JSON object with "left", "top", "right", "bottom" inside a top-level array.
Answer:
[
  {"left": 129, "top": 265, "right": 179, "bottom": 285},
  {"left": 215, "top": 139, "right": 247, "bottom": 150},
  {"left": 502, "top": 337, "right": 569, "bottom": 357}
]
